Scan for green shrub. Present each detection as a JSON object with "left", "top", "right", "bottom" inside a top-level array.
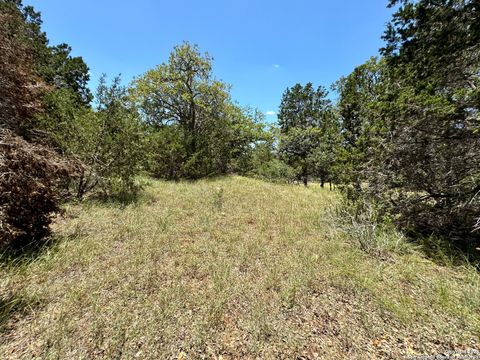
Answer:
[{"left": 253, "top": 159, "right": 296, "bottom": 183}]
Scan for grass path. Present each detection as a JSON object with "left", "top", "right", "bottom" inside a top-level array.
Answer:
[{"left": 1, "top": 177, "right": 479, "bottom": 359}]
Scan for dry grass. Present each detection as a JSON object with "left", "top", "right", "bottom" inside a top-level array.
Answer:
[{"left": 1, "top": 176, "right": 479, "bottom": 359}]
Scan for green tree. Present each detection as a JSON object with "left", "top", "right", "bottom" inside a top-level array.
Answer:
[
  {"left": 334, "top": 58, "right": 384, "bottom": 187},
  {"left": 41, "top": 44, "right": 92, "bottom": 105},
  {"left": 208, "top": 105, "right": 266, "bottom": 175},
  {"left": 132, "top": 42, "right": 263, "bottom": 179},
  {"left": 1, "top": 0, "right": 92, "bottom": 106},
  {"left": 361, "top": 0, "right": 480, "bottom": 243},
  {"left": 279, "top": 127, "right": 322, "bottom": 186},
  {"left": 278, "top": 83, "right": 335, "bottom": 186},
  {"left": 40, "top": 76, "right": 145, "bottom": 200},
  {"left": 310, "top": 113, "right": 342, "bottom": 188},
  {"left": 132, "top": 43, "right": 227, "bottom": 155}
]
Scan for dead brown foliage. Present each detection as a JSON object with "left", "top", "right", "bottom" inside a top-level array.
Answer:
[
  {"left": 0, "top": 10, "right": 47, "bottom": 138},
  {"left": 0, "top": 129, "right": 80, "bottom": 249}
]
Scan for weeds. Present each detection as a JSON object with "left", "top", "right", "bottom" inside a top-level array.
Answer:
[
  {"left": 212, "top": 186, "right": 224, "bottom": 211},
  {"left": 333, "top": 198, "right": 414, "bottom": 257}
]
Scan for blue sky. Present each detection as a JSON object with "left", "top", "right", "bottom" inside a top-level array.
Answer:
[{"left": 27, "top": 0, "right": 394, "bottom": 119}]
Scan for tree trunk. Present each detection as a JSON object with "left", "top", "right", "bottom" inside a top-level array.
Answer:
[
  {"left": 320, "top": 177, "right": 325, "bottom": 188},
  {"left": 77, "top": 172, "right": 86, "bottom": 200}
]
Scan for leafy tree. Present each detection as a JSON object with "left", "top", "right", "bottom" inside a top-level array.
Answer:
[
  {"left": 132, "top": 42, "right": 264, "bottom": 179},
  {"left": 335, "top": 58, "right": 382, "bottom": 149},
  {"left": 278, "top": 83, "right": 336, "bottom": 186},
  {"left": 255, "top": 159, "right": 296, "bottom": 183},
  {"left": 246, "top": 124, "right": 278, "bottom": 176},
  {"left": 279, "top": 127, "right": 322, "bottom": 186},
  {"left": 278, "top": 83, "right": 331, "bottom": 132},
  {"left": 310, "top": 113, "right": 342, "bottom": 188},
  {"left": 208, "top": 105, "right": 267, "bottom": 175},
  {"left": 132, "top": 43, "right": 227, "bottom": 154},
  {"left": 146, "top": 126, "right": 186, "bottom": 179},
  {"left": 41, "top": 44, "right": 92, "bottom": 105},
  {"left": 92, "top": 76, "right": 145, "bottom": 199}
]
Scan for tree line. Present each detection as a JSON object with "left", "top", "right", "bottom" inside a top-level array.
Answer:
[
  {"left": 1, "top": 0, "right": 479, "bottom": 253},
  {"left": 276, "top": 0, "right": 479, "bottom": 252}
]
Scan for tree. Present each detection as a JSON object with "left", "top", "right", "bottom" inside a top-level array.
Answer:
[
  {"left": 278, "top": 83, "right": 331, "bottom": 132},
  {"left": 334, "top": 58, "right": 384, "bottom": 187},
  {"left": 205, "top": 105, "right": 266, "bottom": 175},
  {"left": 0, "top": 2, "right": 80, "bottom": 249},
  {"left": 359, "top": 0, "right": 480, "bottom": 243},
  {"left": 73, "top": 76, "right": 145, "bottom": 199},
  {"left": 335, "top": 58, "right": 382, "bottom": 149},
  {"left": 41, "top": 44, "right": 92, "bottom": 105},
  {"left": 38, "top": 75, "right": 145, "bottom": 200},
  {"left": 0, "top": 6, "right": 45, "bottom": 137},
  {"left": 310, "top": 113, "right": 342, "bottom": 188},
  {"left": 132, "top": 43, "right": 227, "bottom": 154},
  {"left": 279, "top": 127, "right": 322, "bottom": 186},
  {"left": 278, "top": 83, "right": 335, "bottom": 186},
  {"left": 1, "top": 0, "right": 92, "bottom": 106},
  {"left": 132, "top": 42, "right": 263, "bottom": 179}
]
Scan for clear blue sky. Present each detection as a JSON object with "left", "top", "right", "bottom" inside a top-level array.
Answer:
[{"left": 27, "top": 0, "right": 393, "bottom": 119}]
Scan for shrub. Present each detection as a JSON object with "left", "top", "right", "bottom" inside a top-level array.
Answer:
[
  {"left": 39, "top": 76, "right": 146, "bottom": 200},
  {"left": 254, "top": 159, "right": 296, "bottom": 183},
  {"left": 334, "top": 196, "right": 414, "bottom": 257},
  {"left": 0, "top": 129, "right": 79, "bottom": 249}
]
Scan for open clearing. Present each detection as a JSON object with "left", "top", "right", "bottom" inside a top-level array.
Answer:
[{"left": 1, "top": 177, "right": 479, "bottom": 359}]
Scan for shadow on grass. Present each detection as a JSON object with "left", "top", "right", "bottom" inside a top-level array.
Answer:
[
  {"left": 415, "top": 235, "right": 480, "bottom": 269},
  {"left": 84, "top": 178, "right": 155, "bottom": 209},
  {"left": 0, "top": 235, "right": 63, "bottom": 268},
  {"left": 152, "top": 173, "right": 232, "bottom": 184},
  {"left": 334, "top": 197, "right": 480, "bottom": 270},
  {"left": 0, "top": 294, "right": 38, "bottom": 333},
  {"left": 91, "top": 192, "right": 144, "bottom": 208}
]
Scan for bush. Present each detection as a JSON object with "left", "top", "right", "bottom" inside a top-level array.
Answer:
[
  {"left": 334, "top": 196, "right": 413, "bottom": 257},
  {"left": 146, "top": 127, "right": 186, "bottom": 180},
  {"left": 0, "top": 130, "right": 79, "bottom": 249},
  {"left": 39, "top": 77, "right": 146, "bottom": 200},
  {"left": 253, "top": 159, "right": 296, "bottom": 183}
]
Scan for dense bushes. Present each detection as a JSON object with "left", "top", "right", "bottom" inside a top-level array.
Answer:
[
  {"left": 334, "top": 0, "right": 480, "bottom": 248},
  {"left": 2, "top": 0, "right": 478, "bottom": 254},
  {"left": 38, "top": 77, "right": 146, "bottom": 200},
  {"left": 277, "top": 83, "right": 339, "bottom": 186},
  {"left": 366, "top": 0, "right": 480, "bottom": 244},
  {"left": 264, "top": 1, "right": 480, "bottom": 251},
  {"left": 0, "top": 130, "right": 79, "bottom": 249},
  {"left": 253, "top": 159, "right": 296, "bottom": 183},
  {"left": 0, "top": 1, "right": 143, "bottom": 250}
]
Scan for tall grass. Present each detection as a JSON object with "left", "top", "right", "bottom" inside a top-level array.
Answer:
[{"left": 1, "top": 177, "right": 479, "bottom": 359}]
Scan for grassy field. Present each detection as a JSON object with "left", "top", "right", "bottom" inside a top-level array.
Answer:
[{"left": 1, "top": 177, "right": 479, "bottom": 359}]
